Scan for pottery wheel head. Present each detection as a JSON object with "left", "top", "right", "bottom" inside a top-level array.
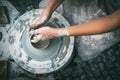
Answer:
[
  {"left": 31, "top": 39, "right": 50, "bottom": 50},
  {"left": 9, "top": 9, "right": 74, "bottom": 74}
]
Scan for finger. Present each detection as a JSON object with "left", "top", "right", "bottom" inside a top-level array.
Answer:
[
  {"left": 34, "top": 34, "right": 38, "bottom": 37},
  {"left": 30, "top": 21, "right": 36, "bottom": 29},
  {"left": 36, "top": 34, "right": 43, "bottom": 40},
  {"left": 31, "top": 35, "right": 42, "bottom": 43},
  {"left": 30, "top": 18, "right": 40, "bottom": 29},
  {"left": 31, "top": 39, "right": 38, "bottom": 43},
  {"left": 29, "top": 25, "right": 34, "bottom": 31},
  {"left": 29, "top": 29, "right": 35, "bottom": 35},
  {"left": 29, "top": 29, "right": 41, "bottom": 35},
  {"left": 33, "top": 29, "right": 42, "bottom": 35},
  {"left": 31, "top": 36, "right": 38, "bottom": 43}
]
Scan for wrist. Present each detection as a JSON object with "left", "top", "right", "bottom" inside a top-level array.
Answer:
[
  {"left": 56, "top": 28, "right": 70, "bottom": 37},
  {"left": 44, "top": 4, "right": 54, "bottom": 15},
  {"left": 42, "top": 10, "right": 50, "bottom": 16}
]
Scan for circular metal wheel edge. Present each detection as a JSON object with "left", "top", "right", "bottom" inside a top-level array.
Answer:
[{"left": 9, "top": 9, "right": 74, "bottom": 74}]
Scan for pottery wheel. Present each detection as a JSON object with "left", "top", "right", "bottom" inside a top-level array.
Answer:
[{"left": 9, "top": 9, "right": 74, "bottom": 74}]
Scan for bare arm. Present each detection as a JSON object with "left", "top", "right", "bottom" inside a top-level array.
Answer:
[
  {"left": 30, "top": 0, "right": 64, "bottom": 29},
  {"left": 30, "top": 9, "right": 120, "bottom": 42},
  {"left": 65, "top": 9, "right": 120, "bottom": 36},
  {"left": 45, "top": 0, "right": 64, "bottom": 14}
]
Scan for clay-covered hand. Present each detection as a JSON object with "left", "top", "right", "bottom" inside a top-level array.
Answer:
[
  {"left": 29, "top": 27, "right": 70, "bottom": 43},
  {"left": 30, "top": 10, "right": 51, "bottom": 30}
]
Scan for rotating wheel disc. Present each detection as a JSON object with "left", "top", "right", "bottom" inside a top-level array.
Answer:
[{"left": 9, "top": 9, "right": 74, "bottom": 74}]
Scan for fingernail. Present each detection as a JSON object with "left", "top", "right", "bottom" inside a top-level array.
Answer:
[{"left": 31, "top": 40, "right": 37, "bottom": 43}]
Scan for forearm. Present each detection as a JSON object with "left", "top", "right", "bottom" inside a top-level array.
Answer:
[
  {"left": 65, "top": 9, "right": 120, "bottom": 36},
  {"left": 44, "top": 0, "right": 64, "bottom": 14}
]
